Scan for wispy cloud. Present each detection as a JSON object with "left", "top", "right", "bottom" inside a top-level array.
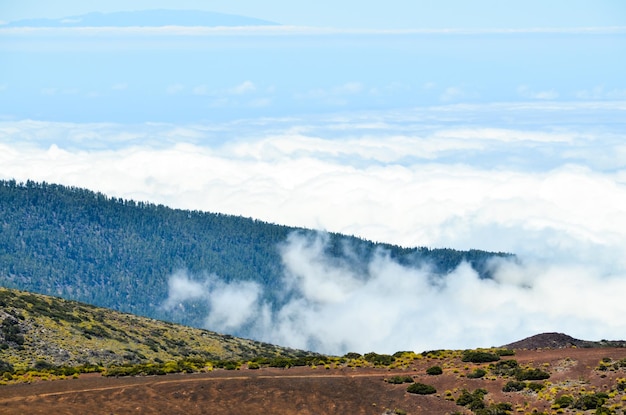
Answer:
[
  {"left": 517, "top": 85, "right": 559, "bottom": 100},
  {"left": 40, "top": 87, "right": 80, "bottom": 96},
  {"left": 440, "top": 86, "right": 464, "bottom": 102},
  {"left": 166, "top": 83, "right": 185, "bottom": 95},
  {"left": 576, "top": 86, "right": 626, "bottom": 100},
  {"left": 192, "top": 84, "right": 210, "bottom": 96},
  {"left": 229, "top": 80, "right": 256, "bottom": 95},
  {"left": 297, "top": 82, "right": 365, "bottom": 106}
]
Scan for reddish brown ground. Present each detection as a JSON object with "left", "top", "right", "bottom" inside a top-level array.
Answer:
[{"left": 1, "top": 347, "right": 625, "bottom": 415}]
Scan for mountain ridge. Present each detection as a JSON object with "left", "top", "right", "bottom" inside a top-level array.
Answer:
[{"left": 2, "top": 9, "right": 279, "bottom": 28}]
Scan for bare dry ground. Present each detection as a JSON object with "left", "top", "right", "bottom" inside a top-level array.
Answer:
[{"left": 1, "top": 347, "right": 625, "bottom": 415}]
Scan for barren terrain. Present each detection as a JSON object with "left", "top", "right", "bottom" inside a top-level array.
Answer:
[{"left": 1, "top": 347, "right": 625, "bottom": 414}]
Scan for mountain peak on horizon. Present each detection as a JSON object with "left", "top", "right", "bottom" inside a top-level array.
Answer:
[{"left": 2, "top": 9, "right": 280, "bottom": 28}]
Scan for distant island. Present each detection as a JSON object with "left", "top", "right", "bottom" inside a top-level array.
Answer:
[{"left": 2, "top": 9, "right": 279, "bottom": 28}]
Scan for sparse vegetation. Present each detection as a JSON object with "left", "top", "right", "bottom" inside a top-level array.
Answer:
[{"left": 0, "top": 287, "right": 322, "bottom": 380}]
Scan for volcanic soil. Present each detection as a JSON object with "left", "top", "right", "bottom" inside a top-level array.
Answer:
[{"left": 1, "top": 347, "right": 625, "bottom": 415}]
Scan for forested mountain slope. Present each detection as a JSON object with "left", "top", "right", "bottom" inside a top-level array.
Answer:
[{"left": 0, "top": 179, "right": 510, "bottom": 331}]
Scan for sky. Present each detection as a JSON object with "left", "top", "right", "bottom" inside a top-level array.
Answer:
[
  {"left": 2, "top": 0, "right": 626, "bottom": 29},
  {"left": 1, "top": 1, "right": 626, "bottom": 353}
]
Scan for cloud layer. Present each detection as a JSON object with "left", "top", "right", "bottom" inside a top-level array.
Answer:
[
  {"left": 164, "top": 231, "right": 626, "bottom": 355},
  {"left": 2, "top": 102, "right": 626, "bottom": 352}
]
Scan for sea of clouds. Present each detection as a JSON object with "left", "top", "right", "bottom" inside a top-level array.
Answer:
[{"left": 2, "top": 102, "right": 626, "bottom": 354}]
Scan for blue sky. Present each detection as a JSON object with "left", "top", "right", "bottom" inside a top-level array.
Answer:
[
  {"left": 2, "top": 0, "right": 625, "bottom": 29},
  {"left": 1, "top": 2, "right": 626, "bottom": 352}
]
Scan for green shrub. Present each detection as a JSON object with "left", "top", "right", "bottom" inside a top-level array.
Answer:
[
  {"left": 456, "top": 388, "right": 488, "bottom": 409},
  {"left": 364, "top": 352, "right": 395, "bottom": 366},
  {"left": 268, "top": 357, "right": 291, "bottom": 368},
  {"left": 392, "top": 351, "right": 414, "bottom": 358},
  {"left": 495, "top": 349, "right": 516, "bottom": 356},
  {"left": 595, "top": 406, "right": 614, "bottom": 415},
  {"left": 526, "top": 382, "right": 545, "bottom": 392},
  {"left": 0, "top": 359, "right": 14, "bottom": 375},
  {"left": 33, "top": 360, "right": 55, "bottom": 371},
  {"left": 420, "top": 349, "right": 445, "bottom": 358},
  {"left": 474, "top": 402, "right": 513, "bottom": 415},
  {"left": 574, "top": 393, "right": 608, "bottom": 410},
  {"left": 462, "top": 350, "right": 500, "bottom": 363},
  {"left": 554, "top": 395, "right": 574, "bottom": 408},
  {"left": 502, "top": 381, "right": 525, "bottom": 392},
  {"left": 515, "top": 368, "right": 550, "bottom": 381},
  {"left": 467, "top": 368, "right": 487, "bottom": 379},
  {"left": 406, "top": 382, "right": 437, "bottom": 395},
  {"left": 426, "top": 365, "right": 443, "bottom": 375},
  {"left": 223, "top": 362, "right": 238, "bottom": 370},
  {"left": 386, "top": 375, "right": 414, "bottom": 384},
  {"left": 490, "top": 359, "right": 519, "bottom": 376},
  {"left": 0, "top": 318, "right": 24, "bottom": 345},
  {"left": 456, "top": 390, "right": 475, "bottom": 407}
]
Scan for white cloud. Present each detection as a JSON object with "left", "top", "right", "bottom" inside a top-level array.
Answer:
[
  {"left": 230, "top": 81, "right": 256, "bottom": 95},
  {"left": 162, "top": 269, "right": 206, "bottom": 310},
  {"left": 1, "top": 117, "right": 624, "bottom": 259},
  {"left": 2, "top": 102, "right": 626, "bottom": 351},
  {"left": 192, "top": 84, "right": 210, "bottom": 96},
  {"left": 248, "top": 98, "right": 272, "bottom": 108},
  {"left": 298, "top": 82, "right": 364, "bottom": 104},
  {"left": 576, "top": 86, "right": 626, "bottom": 100},
  {"left": 191, "top": 82, "right": 267, "bottom": 103},
  {"left": 162, "top": 270, "right": 263, "bottom": 334},
  {"left": 165, "top": 232, "right": 626, "bottom": 355},
  {"left": 112, "top": 83, "right": 128, "bottom": 91},
  {"left": 440, "top": 86, "right": 464, "bottom": 102},
  {"left": 41, "top": 87, "right": 58, "bottom": 96},
  {"left": 517, "top": 85, "right": 559, "bottom": 100},
  {"left": 166, "top": 83, "right": 185, "bottom": 95}
]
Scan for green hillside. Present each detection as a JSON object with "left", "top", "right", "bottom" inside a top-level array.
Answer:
[
  {"left": 0, "top": 287, "right": 316, "bottom": 375},
  {"left": 0, "top": 179, "right": 511, "bottom": 333}
]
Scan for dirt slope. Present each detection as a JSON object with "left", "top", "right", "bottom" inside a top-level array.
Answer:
[{"left": 1, "top": 347, "right": 625, "bottom": 415}]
